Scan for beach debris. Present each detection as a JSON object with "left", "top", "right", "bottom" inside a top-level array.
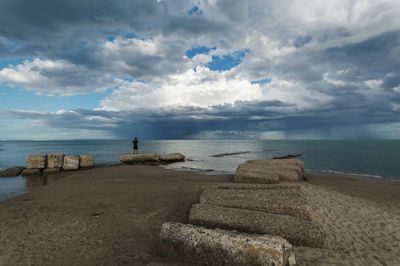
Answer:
[
  {"left": 159, "top": 153, "right": 185, "bottom": 163},
  {"left": 26, "top": 154, "right": 47, "bottom": 169},
  {"left": 120, "top": 153, "right": 161, "bottom": 164},
  {"left": 47, "top": 153, "right": 65, "bottom": 169},
  {"left": 234, "top": 159, "right": 304, "bottom": 184},
  {"left": 160, "top": 222, "right": 293, "bottom": 266},
  {"left": 80, "top": 154, "right": 94, "bottom": 168},
  {"left": 0, "top": 166, "right": 25, "bottom": 177},
  {"left": 21, "top": 168, "right": 42, "bottom": 176},
  {"left": 189, "top": 204, "right": 324, "bottom": 248},
  {"left": 200, "top": 188, "right": 312, "bottom": 220},
  {"left": 62, "top": 156, "right": 80, "bottom": 171}
]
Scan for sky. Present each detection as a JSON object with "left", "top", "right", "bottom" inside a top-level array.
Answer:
[{"left": 0, "top": 0, "right": 400, "bottom": 140}]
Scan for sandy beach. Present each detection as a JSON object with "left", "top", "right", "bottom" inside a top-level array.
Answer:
[{"left": 0, "top": 165, "right": 399, "bottom": 265}]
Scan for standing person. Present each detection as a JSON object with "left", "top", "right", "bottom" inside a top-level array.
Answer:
[{"left": 132, "top": 137, "right": 139, "bottom": 154}]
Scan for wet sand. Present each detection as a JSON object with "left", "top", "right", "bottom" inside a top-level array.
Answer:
[{"left": 0, "top": 165, "right": 399, "bottom": 265}]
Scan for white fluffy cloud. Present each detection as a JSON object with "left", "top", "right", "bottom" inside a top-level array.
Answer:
[
  {"left": 100, "top": 66, "right": 262, "bottom": 110},
  {"left": 0, "top": 58, "right": 114, "bottom": 96}
]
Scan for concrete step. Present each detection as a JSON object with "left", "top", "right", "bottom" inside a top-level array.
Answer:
[
  {"left": 200, "top": 188, "right": 312, "bottom": 220},
  {"left": 160, "top": 222, "right": 294, "bottom": 266},
  {"left": 189, "top": 204, "right": 325, "bottom": 248}
]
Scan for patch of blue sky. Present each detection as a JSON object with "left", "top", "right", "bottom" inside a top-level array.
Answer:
[
  {"left": 251, "top": 78, "right": 272, "bottom": 85},
  {"left": 188, "top": 5, "right": 202, "bottom": 15},
  {"left": 105, "top": 31, "right": 137, "bottom": 42},
  {"left": 119, "top": 76, "right": 145, "bottom": 84},
  {"left": 0, "top": 86, "right": 110, "bottom": 111},
  {"left": 106, "top": 35, "right": 115, "bottom": 41},
  {"left": 0, "top": 57, "right": 31, "bottom": 69},
  {"left": 206, "top": 49, "right": 249, "bottom": 71},
  {"left": 124, "top": 32, "right": 136, "bottom": 39},
  {"left": 185, "top": 46, "right": 215, "bottom": 58}
]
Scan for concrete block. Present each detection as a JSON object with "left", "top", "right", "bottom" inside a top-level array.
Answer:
[
  {"left": 189, "top": 204, "right": 325, "bottom": 248},
  {"left": 160, "top": 222, "right": 293, "bottom": 266}
]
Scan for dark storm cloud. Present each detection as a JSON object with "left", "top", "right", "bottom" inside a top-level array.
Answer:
[
  {"left": 5, "top": 94, "right": 400, "bottom": 139},
  {"left": 0, "top": 0, "right": 226, "bottom": 57}
]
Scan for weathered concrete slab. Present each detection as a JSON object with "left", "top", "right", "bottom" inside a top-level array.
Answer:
[
  {"left": 21, "top": 168, "right": 42, "bottom": 176},
  {"left": 160, "top": 222, "right": 293, "bottom": 266},
  {"left": 234, "top": 160, "right": 280, "bottom": 184},
  {"left": 63, "top": 156, "right": 80, "bottom": 170},
  {"left": 26, "top": 154, "right": 47, "bottom": 169},
  {"left": 119, "top": 153, "right": 160, "bottom": 164},
  {"left": 217, "top": 183, "right": 301, "bottom": 191},
  {"left": 47, "top": 153, "right": 64, "bottom": 168},
  {"left": 79, "top": 154, "right": 94, "bottom": 168},
  {"left": 234, "top": 159, "right": 303, "bottom": 183},
  {"left": 200, "top": 188, "right": 311, "bottom": 220},
  {"left": 189, "top": 204, "right": 324, "bottom": 248},
  {"left": 159, "top": 153, "right": 185, "bottom": 163},
  {"left": 270, "top": 158, "right": 305, "bottom": 172},
  {"left": 0, "top": 167, "right": 25, "bottom": 177}
]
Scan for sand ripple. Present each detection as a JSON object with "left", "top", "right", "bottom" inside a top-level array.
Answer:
[{"left": 294, "top": 184, "right": 400, "bottom": 265}]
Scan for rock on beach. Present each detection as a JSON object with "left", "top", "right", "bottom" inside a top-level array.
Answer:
[
  {"left": 79, "top": 154, "right": 94, "bottom": 168},
  {"left": 21, "top": 168, "right": 42, "bottom": 176},
  {"left": 119, "top": 153, "right": 161, "bottom": 164},
  {"left": 63, "top": 156, "right": 80, "bottom": 171},
  {"left": 200, "top": 188, "right": 312, "bottom": 220},
  {"left": 160, "top": 222, "right": 293, "bottom": 266},
  {"left": 159, "top": 153, "right": 185, "bottom": 163},
  {"left": 234, "top": 159, "right": 304, "bottom": 184},
  {"left": 0, "top": 167, "right": 25, "bottom": 177},
  {"left": 189, "top": 204, "right": 324, "bottom": 248},
  {"left": 47, "top": 153, "right": 64, "bottom": 169},
  {"left": 26, "top": 154, "right": 47, "bottom": 169}
]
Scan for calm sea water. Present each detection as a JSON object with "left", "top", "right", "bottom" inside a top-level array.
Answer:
[{"left": 1, "top": 140, "right": 400, "bottom": 200}]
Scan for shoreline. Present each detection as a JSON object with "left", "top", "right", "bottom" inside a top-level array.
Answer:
[{"left": 1, "top": 163, "right": 400, "bottom": 203}]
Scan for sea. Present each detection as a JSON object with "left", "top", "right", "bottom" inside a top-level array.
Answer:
[{"left": 1, "top": 140, "right": 400, "bottom": 201}]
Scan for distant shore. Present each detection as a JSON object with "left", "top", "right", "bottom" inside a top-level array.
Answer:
[{"left": 0, "top": 165, "right": 399, "bottom": 265}]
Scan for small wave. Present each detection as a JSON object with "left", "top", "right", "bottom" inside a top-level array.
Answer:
[
  {"left": 166, "top": 165, "right": 233, "bottom": 175},
  {"left": 306, "top": 168, "right": 387, "bottom": 179},
  {"left": 211, "top": 151, "right": 251, "bottom": 158}
]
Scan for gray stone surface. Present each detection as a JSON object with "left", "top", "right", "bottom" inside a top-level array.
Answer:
[
  {"left": 160, "top": 222, "right": 293, "bottom": 266},
  {"left": 21, "top": 168, "right": 42, "bottom": 176},
  {"left": 234, "top": 159, "right": 303, "bottom": 183},
  {"left": 217, "top": 183, "right": 301, "bottom": 191},
  {"left": 26, "top": 154, "right": 47, "bottom": 169},
  {"left": 159, "top": 153, "right": 185, "bottom": 163},
  {"left": 200, "top": 188, "right": 312, "bottom": 220},
  {"left": 271, "top": 158, "right": 305, "bottom": 172},
  {"left": 119, "top": 153, "right": 160, "bottom": 164},
  {"left": 63, "top": 156, "right": 80, "bottom": 170},
  {"left": 0, "top": 167, "right": 25, "bottom": 177},
  {"left": 47, "top": 153, "right": 64, "bottom": 169},
  {"left": 189, "top": 204, "right": 325, "bottom": 248},
  {"left": 79, "top": 154, "right": 94, "bottom": 168}
]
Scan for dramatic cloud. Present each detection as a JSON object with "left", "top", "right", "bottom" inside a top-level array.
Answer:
[{"left": 0, "top": 0, "right": 400, "bottom": 139}]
